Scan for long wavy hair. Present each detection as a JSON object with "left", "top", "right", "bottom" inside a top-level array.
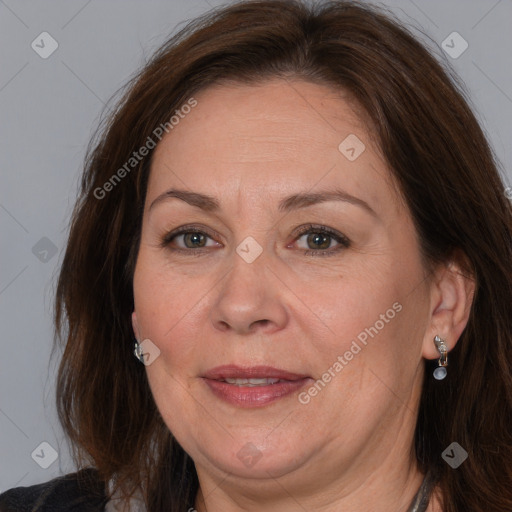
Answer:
[{"left": 53, "top": 1, "right": 512, "bottom": 510}]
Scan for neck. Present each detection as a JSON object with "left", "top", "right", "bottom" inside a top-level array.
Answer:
[{"left": 193, "top": 456, "right": 433, "bottom": 512}]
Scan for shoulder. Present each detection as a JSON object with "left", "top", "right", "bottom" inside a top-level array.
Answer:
[{"left": 0, "top": 467, "right": 107, "bottom": 512}]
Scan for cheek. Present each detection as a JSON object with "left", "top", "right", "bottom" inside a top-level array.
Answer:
[
  {"left": 300, "top": 249, "right": 426, "bottom": 380},
  {"left": 132, "top": 257, "right": 208, "bottom": 365},
  {"left": 308, "top": 260, "right": 399, "bottom": 338}
]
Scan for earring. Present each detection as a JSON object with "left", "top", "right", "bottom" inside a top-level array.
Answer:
[
  {"left": 134, "top": 340, "right": 145, "bottom": 364},
  {"left": 433, "top": 335, "right": 448, "bottom": 380}
]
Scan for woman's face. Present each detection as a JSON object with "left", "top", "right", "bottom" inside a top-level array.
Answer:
[{"left": 132, "top": 79, "right": 434, "bottom": 495}]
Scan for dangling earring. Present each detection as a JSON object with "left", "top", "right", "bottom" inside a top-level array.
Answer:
[
  {"left": 433, "top": 335, "right": 448, "bottom": 380},
  {"left": 134, "top": 340, "right": 145, "bottom": 364}
]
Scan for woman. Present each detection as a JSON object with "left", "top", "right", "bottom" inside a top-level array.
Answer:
[{"left": 1, "top": 0, "right": 511, "bottom": 511}]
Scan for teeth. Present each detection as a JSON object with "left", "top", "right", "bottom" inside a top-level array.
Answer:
[{"left": 224, "top": 377, "right": 281, "bottom": 386}]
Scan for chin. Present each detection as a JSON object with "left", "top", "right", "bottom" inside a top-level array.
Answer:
[{"left": 196, "top": 434, "right": 308, "bottom": 479}]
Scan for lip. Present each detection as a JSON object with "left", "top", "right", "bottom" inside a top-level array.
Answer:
[
  {"left": 201, "top": 365, "right": 312, "bottom": 408},
  {"left": 202, "top": 365, "right": 309, "bottom": 381}
]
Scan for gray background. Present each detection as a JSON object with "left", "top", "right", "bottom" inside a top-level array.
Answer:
[{"left": 1, "top": 0, "right": 511, "bottom": 492}]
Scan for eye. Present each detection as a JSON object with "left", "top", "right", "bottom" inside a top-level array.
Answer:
[
  {"left": 293, "top": 224, "right": 350, "bottom": 257},
  {"left": 159, "top": 224, "right": 350, "bottom": 257},
  {"left": 160, "top": 226, "right": 221, "bottom": 253}
]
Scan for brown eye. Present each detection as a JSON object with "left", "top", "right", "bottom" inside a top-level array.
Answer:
[
  {"left": 294, "top": 225, "right": 350, "bottom": 257},
  {"left": 305, "top": 232, "right": 332, "bottom": 250},
  {"left": 160, "top": 227, "right": 220, "bottom": 253},
  {"left": 182, "top": 232, "right": 208, "bottom": 248}
]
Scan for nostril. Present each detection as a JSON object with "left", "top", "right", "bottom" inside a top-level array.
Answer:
[{"left": 251, "top": 319, "right": 270, "bottom": 329}]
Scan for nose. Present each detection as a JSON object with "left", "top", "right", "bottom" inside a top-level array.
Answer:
[{"left": 209, "top": 250, "right": 289, "bottom": 336}]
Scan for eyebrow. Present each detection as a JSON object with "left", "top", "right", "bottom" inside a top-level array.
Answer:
[{"left": 149, "top": 187, "right": 377, "bottom": 217}]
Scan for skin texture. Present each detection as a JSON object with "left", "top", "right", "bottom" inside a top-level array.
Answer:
[{"left": 131, "top": 79, "right": 473, "bottom": 512}]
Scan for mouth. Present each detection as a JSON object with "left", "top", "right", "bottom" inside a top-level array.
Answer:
[
  {"left": 221, "top": 377, "right": 286, "bottom": 386},
  {"left": 202, "top": 364, "right": 309, "bottom": 382},
  {"left": 201, "top": 365, "right": 312, "bottom": 407}
]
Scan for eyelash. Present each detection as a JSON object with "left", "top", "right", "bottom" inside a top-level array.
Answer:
[{"left": 159, "top": 224, "right": 350, "bottom": 257}]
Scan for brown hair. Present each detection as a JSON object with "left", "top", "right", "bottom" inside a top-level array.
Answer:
[{"left": 54, "top": 1, "right": 512, "bottom": 510}]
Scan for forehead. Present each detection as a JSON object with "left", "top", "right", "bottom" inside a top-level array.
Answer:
[{"left": 147, "top": 79, "right": 398, "bottom": 216}]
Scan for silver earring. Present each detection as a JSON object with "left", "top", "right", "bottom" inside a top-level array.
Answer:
[
  {"left": 433, "top": 335, "right": 448, "bottom": 380},
  {"left": 134, "top": 340, "right": 145, "bottom": 363}
]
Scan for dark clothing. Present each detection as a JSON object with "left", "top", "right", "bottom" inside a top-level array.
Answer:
[{"left": 0, "top": 468, "right": 107, "bottom": 512}]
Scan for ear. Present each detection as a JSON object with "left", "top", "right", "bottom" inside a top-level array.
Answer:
[
  {"left": 422, "top": 251, "right": 475, "bottom": 360},
  {"left": 132, "top": 311, "right": 140, "bottom": 341}
]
